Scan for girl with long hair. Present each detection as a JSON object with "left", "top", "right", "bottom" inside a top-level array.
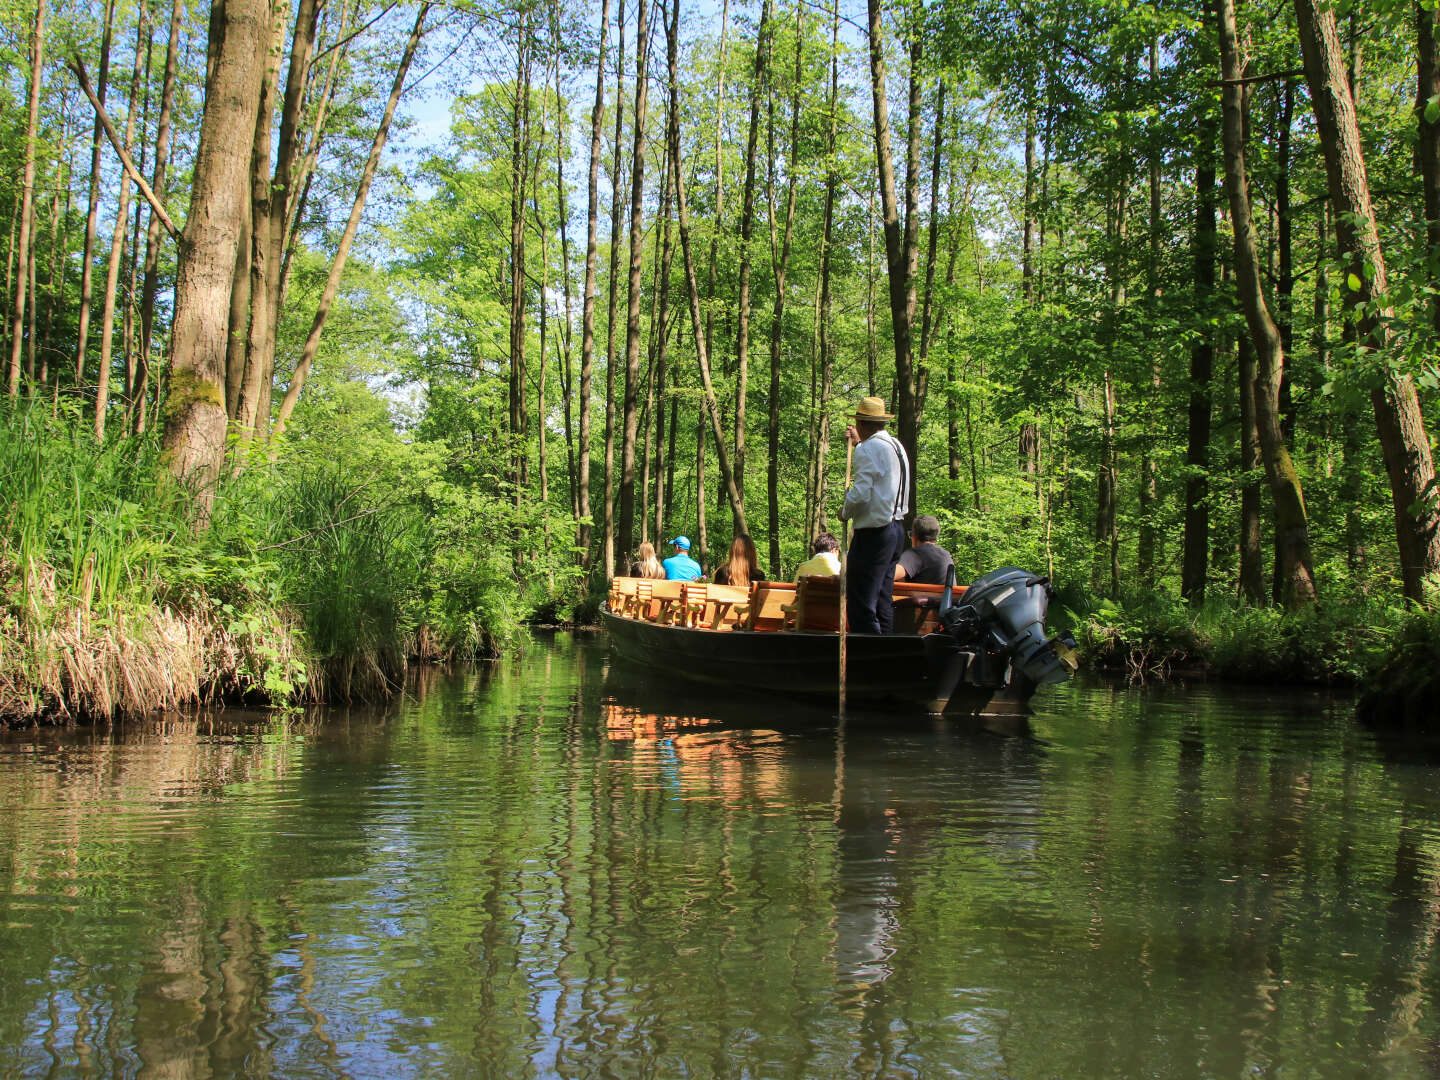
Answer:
[
  {"left": 713, "top": 534, "right": 761, "bottom": 587},
  {"left": 630, "top": 541, "right": 665, "bottom": 579}
]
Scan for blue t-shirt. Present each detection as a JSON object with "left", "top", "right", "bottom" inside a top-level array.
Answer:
[{"left": 663, "top": 553, "right": 703, "bottom": 581}]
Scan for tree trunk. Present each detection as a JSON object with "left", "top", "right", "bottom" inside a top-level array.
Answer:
[
  {"left": 1295, "top": 0, "right": 1440, "bottom": 600},
  {"left": 95, "top": 4, "right": 146, "bottom": 438},
  {"left": 134, "top": 0, "right": 183, "bottom": 435},
  {"left": 507, "top": 22, "right": 532, "bottom": 498},
  {"left": 271, "top": 3, "right": 429, "bottom": 441},
  {"left": 702, "top": 0, "right": 729, "bottom": 372},
  {"left": 667, "top": 0, "right": 747, "bottom": 535},
  {"left": 806, "top": 0, "right": 841, "bottom": 544},
  {"left": 733, "top": 0, "right": 772, "bottom": 529},
  {"left": 224, "top": 205, "right": 251, "bottom": 420},
  {"left": 1137, "top": 37, "right": 1163, "bottom": 588},
  {"left": 865, "top": 0, "right": 919, "bottom": 519},
  {"left": 553, "top": 52, "right": 578, "bottom": 526},
  {"left": 1220, "top": 0, "right": 1317, "bottom": 609},
  {"left": 764, "top": 4, "right": 801, "bottom": 577},
  {"left": 1420, "top": 0, "right": 1440, "bottom": 335},
  {"left": 161, "top": 0, "right": 270, "bottom": 498},
  {"left": 7, "top": 0, "right": 46, "bottom": 400},
  {"left": 576, "top": 0, "right": 611, "bottom": 566},
  {"left": 917, "top": 80, "right": 944, "bottom": 428},
  {"left": 616, "top": 0, "right": 651, "bottom": 574},
  {"left": 73, "top": 0, "right": 115, "bottom": 395},
  {"left": 653, "top": 161, "right": 674, "bottom": 547},
  {"left": 602, "top": 0, "right": 627, "bottom": 580},
  {"left": 1237, "top": 333, "right": 1266, "bottom": 603},
  {"left": 1182, "top": 108, "right": 1218, "bottom": 603}
]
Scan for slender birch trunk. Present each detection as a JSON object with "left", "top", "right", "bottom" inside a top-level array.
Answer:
[
  {"left": 7, "top": 0, "right": 47, "bottom": 400},
  {"left": 576, "top": 0, "right": 611, "bottom": 566}
]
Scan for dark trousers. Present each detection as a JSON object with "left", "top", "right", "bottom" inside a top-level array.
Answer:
[{"left": 847, "top": 519, "right": 904, "bottom": 634}]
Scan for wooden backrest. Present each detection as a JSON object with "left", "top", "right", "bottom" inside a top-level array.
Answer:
[
  {"left": 610, "top": 576, "right": 641, "bottom": 607},
  {"left": 744, "top": 580, "right": 797, "bottom": 631},
  {"left": 891, "top": 580, "right": 964, "bottom": 634},
  {"left": 684, "top": 582, "right": 749, "bottom": 629},
  {"left": 794, "top": 575, "right": 842, "bottom": 632},
  {"left": 641, "top": 578, "right": 684, "bottom": 620}
]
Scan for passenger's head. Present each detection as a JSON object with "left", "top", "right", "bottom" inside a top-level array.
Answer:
[
  {"left": 812, "top": 532, "right": 839, "bottom": 554},
  {"left": 670, "top": 535, "right": 691, "bottom": 555},
  {"left": 913, "top": 515, "right": 940, "bottom": 544},
  {"left": 724, "top": 534, "right": 760, "bottom": 585},
  {"left": 635, "top": 541, "right": 664, "bottom": 578}
]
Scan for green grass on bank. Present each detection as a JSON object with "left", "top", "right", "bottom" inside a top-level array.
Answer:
[
  {"left": 0, "top": 401, "right": 574, "bottom": 722},
  {"left": 1063, "top": 587, "right": 1434, "bottom": 692}
]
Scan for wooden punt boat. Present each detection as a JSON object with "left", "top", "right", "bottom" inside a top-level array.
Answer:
[{"left": 601, "top": 572, "right": 1073, "bottom": 717}]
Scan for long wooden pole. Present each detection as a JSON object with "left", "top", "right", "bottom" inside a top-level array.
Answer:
[{"left": 838, "top": 439, "right": 853, "bottom": 716}]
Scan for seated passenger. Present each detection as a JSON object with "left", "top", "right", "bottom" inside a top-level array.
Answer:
[
  {"left": 795, "top": 532, "right": 841, "bottom": 578},
  {"left": 629, "top": 541, "right": 666, "bottom": 579},
  {"left": 893, "top": 514, "right": 954, "bottom": 585},
  {"left": 662, "top": 536, "right": 704, "bottom": 581},
  {"left": 713, "top": 533, "right": 761, "bottom": 587}
]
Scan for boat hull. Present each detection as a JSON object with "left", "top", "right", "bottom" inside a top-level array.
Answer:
[{"left": 600, "top": 609, "right": 1034, "bottom": 716}]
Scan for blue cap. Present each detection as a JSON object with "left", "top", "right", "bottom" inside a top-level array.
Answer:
[{"left": 670, "top": 536, "right": 691, "bottom": 550}]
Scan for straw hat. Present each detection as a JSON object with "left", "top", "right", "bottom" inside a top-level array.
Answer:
[{"left": 853, "top": 396, "right": 895, "bottom": 422}]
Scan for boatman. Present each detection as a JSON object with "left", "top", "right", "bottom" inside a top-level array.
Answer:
[
  {"left": 840, "top": 397, "right": 910, "bottom": 634},
  {"left": 662, "top": 535, "right": 704, "bottom": 581}
]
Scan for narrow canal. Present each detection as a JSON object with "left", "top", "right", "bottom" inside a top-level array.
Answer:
[{"left": 2, "top": 631, "right": 1437, "bottom": 1077}]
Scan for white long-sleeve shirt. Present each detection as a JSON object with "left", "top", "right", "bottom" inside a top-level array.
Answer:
[{"left": 842, "top": 430, "right": 910, "bottom": 530}]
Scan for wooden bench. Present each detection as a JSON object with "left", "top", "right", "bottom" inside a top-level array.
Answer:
[
  {"left": 783, "top": 575, "right": 843, "bottom": 632},
  {"left": 892, "top": 581, "right": 963, "bottom": 635},
  {"left": 680, "top": 582, "right": 749, "bottom": 629},
  {"left": 735, "top": 580, "right": 797, "bottom": 631},
  {"left": 634, "top": 579, "right": 686, "bottom": 623},
  {"left": 610, "top": 576, "right": 643, "bottom": 617}
]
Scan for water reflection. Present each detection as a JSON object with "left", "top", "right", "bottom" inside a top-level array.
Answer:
[{"left": 1, "top": 637, "right": 1438, "bottom": 1077}]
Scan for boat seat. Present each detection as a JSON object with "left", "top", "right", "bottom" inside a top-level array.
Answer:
[
  {"left": 641, "top": 579, "right": 686, "bottom": 623},
  {"left": 735, "top": 580, "right": 797, "bottom": 631},
  {"left": 783, "top": 575, "right": 843, "bottom": 632},
  {"left": 610, "top": 576, "right": 643, "bottom": 617},
  {"left": 681, "top": 582, "right": 748, "bottom": 629},
  {"left": 892, "top": 581, "right": 965, "bottom": 635}
]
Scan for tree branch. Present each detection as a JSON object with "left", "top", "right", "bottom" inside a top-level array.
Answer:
[{"left": 68, "top": 53, "right": 181, "bottom": 241}]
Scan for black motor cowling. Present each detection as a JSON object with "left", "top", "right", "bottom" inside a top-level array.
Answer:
[{"left": 928, "top": 566, "right": 1077, "bottom": 690}]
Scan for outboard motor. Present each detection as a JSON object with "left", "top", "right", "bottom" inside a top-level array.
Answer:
[{"left": 923, "top": 566, "right": 1076, "bottom": 710}]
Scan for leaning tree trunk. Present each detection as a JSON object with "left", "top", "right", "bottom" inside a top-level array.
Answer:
[
  {"left": 1219, "top": 0, "right": 1317, "bottom": 609},
  {"left": 161, "top": 0, "right": 270, "bottom": 499},
  {"left": 1295, "top": 0, "right": 1440, "bottom": 601},
  {"left": 7, "top": 0, "right": 46, "bottom": 400},
  {"left": 271, "top": 3, "right": 429, "bottom": 441}
]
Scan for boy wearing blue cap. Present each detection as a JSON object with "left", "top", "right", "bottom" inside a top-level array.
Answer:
[{"left": 662, "top": 536, "right": 704, "bottom": 581}]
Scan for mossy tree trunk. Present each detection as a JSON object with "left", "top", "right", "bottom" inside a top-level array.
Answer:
[{"left": 161, "top": 0, "right": 270, "bottom": 498}]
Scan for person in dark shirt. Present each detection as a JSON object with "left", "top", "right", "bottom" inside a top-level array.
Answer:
[{"left": 893, "top": 514, "right": 954, "bottom": 585}]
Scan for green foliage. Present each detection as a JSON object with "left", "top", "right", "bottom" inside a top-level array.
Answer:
[{"left": 1069, "top": 589, "right": 1404, "bottom": 685}]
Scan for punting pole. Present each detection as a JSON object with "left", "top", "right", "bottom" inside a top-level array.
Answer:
[{"left": 838, "top": 439, "right": 853, "bottom": 718}]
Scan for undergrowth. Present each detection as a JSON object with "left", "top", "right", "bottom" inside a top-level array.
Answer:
[
  {"left": 0, "top": 400, "right": 569, "bottom": 722},
  {"left": 1065, "top": 589, "right": 1405, "bottom": 685}
]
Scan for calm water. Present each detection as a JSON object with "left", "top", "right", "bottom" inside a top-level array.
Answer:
[{"left": 2, "top": 632, "right": 1439, "bottom": 1078}]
